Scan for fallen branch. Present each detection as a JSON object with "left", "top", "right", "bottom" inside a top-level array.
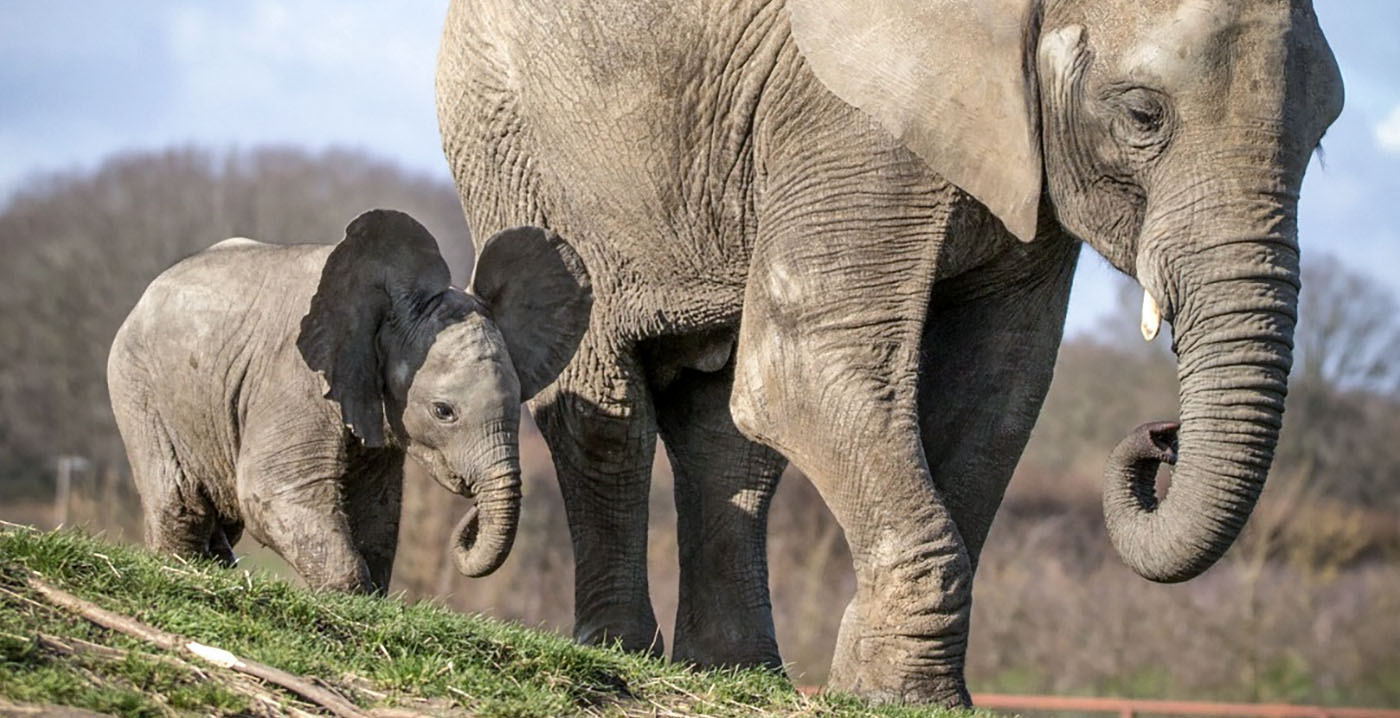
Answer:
[
  {"left": 36, "top": 632, "right": 140, "bottom": 662},
  {"left": 31, "top": 634, "right": 209, "bottom": 710},
  {"left": 27, "top": 576, "right": 370, "bottom": 718},
  {"left": 33, "top": 631, "right": 319, "bottom": 718}
]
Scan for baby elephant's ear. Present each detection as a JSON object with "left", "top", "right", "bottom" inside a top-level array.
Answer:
[
  {"left": 470, "top": 227, "right": 592, "bottom": 401},
  {"left": 298, "top": 209, "right": 451, "bottom": 446}
]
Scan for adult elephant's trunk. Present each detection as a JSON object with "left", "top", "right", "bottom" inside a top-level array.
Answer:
[
  {"left": 450, "top": 433, "right": 522, "bottom": 578},
  {"left": 1103, "top": 187, "right": 1299, "bottom": 583}
]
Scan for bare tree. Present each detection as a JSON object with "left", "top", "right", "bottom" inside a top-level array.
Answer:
[
  {"left": 1294, "top": 254, "right": 1400, "bottom": 394},
  {"left": 1275, "top": 254, "right": 1400, "bottom": 506}
]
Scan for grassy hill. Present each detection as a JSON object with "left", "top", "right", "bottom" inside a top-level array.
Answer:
[{"left": 0, "top": 525, "right": 976, "bottom": 717}]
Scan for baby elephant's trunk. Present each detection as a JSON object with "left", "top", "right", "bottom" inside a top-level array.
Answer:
[{"left": 450, "top": 437, "right": 522, "bottom": 578}]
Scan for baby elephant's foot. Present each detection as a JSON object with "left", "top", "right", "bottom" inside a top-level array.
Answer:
[
  {"left": 313, "top": 563, "right": 377, "bottom": 594},
  {"left": 293, "top": 550, "right": 377, "bottom": 594},
  {"left": 204, "top": 524, "right": 240, "bottom": 567}
]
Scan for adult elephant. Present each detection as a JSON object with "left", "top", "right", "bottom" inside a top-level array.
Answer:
[{"left": 436, "top": 0, "right": 1342, "bottom": 705}]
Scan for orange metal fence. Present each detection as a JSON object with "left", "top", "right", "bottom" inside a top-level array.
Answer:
[{"left": 971, "top": 693, "right": 1400, "bottom": 718}]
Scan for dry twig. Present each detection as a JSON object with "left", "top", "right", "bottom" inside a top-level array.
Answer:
[{"left": 26, "top": 576, "right": 371, "bottom": 718}]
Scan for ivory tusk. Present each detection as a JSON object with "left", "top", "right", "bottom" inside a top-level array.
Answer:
[{"left": 1141, "top": 290, "right": 1162, "bottom": 342}]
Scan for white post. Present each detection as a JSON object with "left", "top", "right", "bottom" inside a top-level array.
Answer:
[
  {"left": 53, "top": 456, "right": 90, "bottom": 528},
  {"left": 54, "top": 457, "right": 72, "bottom": 527}
]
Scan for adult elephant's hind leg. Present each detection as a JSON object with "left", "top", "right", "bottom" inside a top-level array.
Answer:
[
  {"left": 654, "top": 364, "right": 787, "bottom": 670},
  {"left": 531, "top": 333, "right": 662, "bottom": 655}
]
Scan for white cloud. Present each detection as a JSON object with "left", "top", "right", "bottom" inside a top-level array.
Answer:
[{"left": 1377, "top": 104, "right": 1400, "bottom": 154}]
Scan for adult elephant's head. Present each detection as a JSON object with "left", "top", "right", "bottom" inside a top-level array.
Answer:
[
  {"left": 300, "top": 210, "right": 591, "bottom": 578},
  {"left": 789, "top": 0, "right": 1343, "bottom": 582}
]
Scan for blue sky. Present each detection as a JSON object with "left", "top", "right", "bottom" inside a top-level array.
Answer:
[{"left": 2, "top": 2, "right": 1396, "bottom": 337}]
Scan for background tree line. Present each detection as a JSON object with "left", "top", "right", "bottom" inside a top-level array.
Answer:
[{"left": 1, "top": 147, "right": 1396, "bottom": 705}]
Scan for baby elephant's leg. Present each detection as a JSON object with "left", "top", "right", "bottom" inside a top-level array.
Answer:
[
  {"left": 122, "top": 418, "right": 229, "bottom": 564},
  {"left": 143, "top": 481, "right": 223, "bottom": 563},
  {"left": 343, "top": 454, "right": 404, "bottom": 593},
  {"left": 237, "top": 452, "right": 373, "bottom": 594}
]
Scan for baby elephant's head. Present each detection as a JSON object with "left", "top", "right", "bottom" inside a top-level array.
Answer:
[{"left": 298, "top": 209, "right": 591, "bottom": 578}]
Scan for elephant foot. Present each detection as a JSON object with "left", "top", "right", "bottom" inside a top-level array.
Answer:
[
  {"left": 317, "top": 562, "right": 377, "bottom": 595},
  {"left": 673, "top": 632, "right": 783, "bottom": 673},
  {"left": 673, "top": 604, "right": 783, "bottom": 672},
  {"left": 294, "top": 550, "right": 376, "bottom": 595},
  {"left": 204, "top": 526, "right": 238, "bottom": 567},
  {"left": 828, "top": 643, "right": 970, "bottom": 706},
  {"left": 574, "top": 606, "right": 664, "bottom": 656},
  {"left": 827, "top": 598, "right": 971, "bottom": 707},
  {"left": 673, "top": 639, "right": 784, "bottom": 674}
]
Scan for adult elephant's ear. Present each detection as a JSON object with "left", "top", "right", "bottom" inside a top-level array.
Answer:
[
  {"left": 470, "top": 227, "right": 592, "bottom": 401},
  {"left": 298, "top": 209, "right": 451, "bottom": 447},
  {"left": 788, "top": 0, "right": 1042, "bottom": 242}
]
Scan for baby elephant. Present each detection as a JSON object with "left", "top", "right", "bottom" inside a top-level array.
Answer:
[{"left": 108, "top": 209, "right": 591, "bottom": 593}]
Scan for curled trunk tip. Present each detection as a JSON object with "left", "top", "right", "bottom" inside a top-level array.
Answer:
[
  {"left": 1108, "top": 420, "right": 1179, "bottom": 509},
  {"left": 1102, "top": 421, "right": 1191, "bottom": 582},
  {"left": 451, "top": 500, "right": 514, "bottom": 578}
]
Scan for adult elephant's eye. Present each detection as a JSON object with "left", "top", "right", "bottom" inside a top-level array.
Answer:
[
  {"left": 1127, "top": 105, "right": 1160, "bottom": 130},
  {"left": 431, "top": 402, "right": 458, "bottom": 423},
  {"left": 1111, "top": 87, "right": 1172, "bottom": 154}
]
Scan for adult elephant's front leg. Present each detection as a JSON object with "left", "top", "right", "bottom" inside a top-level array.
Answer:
[
  {"left": 530, "top": 331, "right": 662, "bottom": 655},
  {"left": 731, "top": 186, "right": 974, "bottom": 705},
  {"left": 918, "top": 238, "right": 1080, "bottom": 572}
]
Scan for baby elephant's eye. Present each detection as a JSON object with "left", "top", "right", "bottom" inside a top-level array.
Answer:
[{"left": 431, "top": 402, "right": 458, "bottom": 423}]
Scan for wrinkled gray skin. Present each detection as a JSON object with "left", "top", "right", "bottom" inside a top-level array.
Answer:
[
  {"left": 437, "top": 0, "right": 1342, "bottom": 704},
  {"left": 108, "top": 210, "right": 591, "bottom": 593}
]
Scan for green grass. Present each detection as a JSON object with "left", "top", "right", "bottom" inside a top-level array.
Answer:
[{"left": 0, "top": 527, "right": 980, "bottom": 717}]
